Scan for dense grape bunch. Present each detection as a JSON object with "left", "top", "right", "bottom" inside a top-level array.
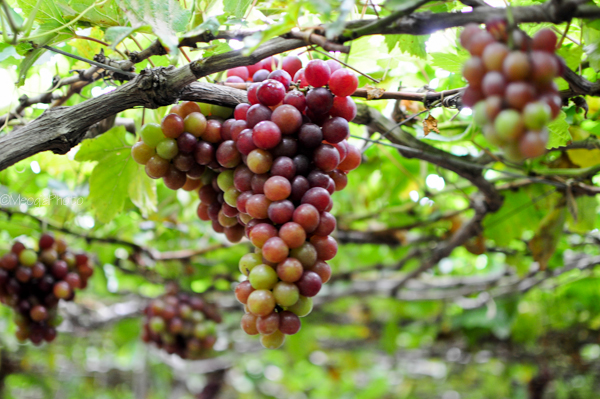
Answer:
[
  {"left": 0, "top": 234, "right": 94, "bottom": 345},
  {"left": 135, "top": 54, "right": 361, "bottom": 349},
  {"left": 460, "top": 23, "right": 564, "bottom": 160},
  {"left": 141, "top": 286, "right": 221, "bottom": 359}
]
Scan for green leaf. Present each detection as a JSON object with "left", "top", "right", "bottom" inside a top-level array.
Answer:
[
  {"left": 557, "top": 44, "right": 583, "bottom": 71},
  {"left": 17, "top": 0, "right": 69, "bottom": 27},
  {"left": 75, "top": 126, "right": 130, "bottom": 162},
  {"left": 128, "top": 165, "right": 157, "bottom": 216},
  {"left": 567, "top": 196, "right": 598, "bottom": 234},
  {"left": 202, "top": 41, "right": 232, "bottom": 58},
  {"left": 483, "top": 185, "right": 556, "bottom": 246},
  {"left": 0, "top": 44, "right": 19, "bottom": 62},
  {"left": 243, "top": 2, "right": 300, "bottom": 54},
  {"left": 57, "top": 0, "right": 126, "bottom": 27},
  {"left": 429, "top": 51, "right": 469, "bottom": 74},
  {"left": 223, "top": 0, "right": 252, "bottom": 18},
  {"left": 105, "top": 25, "right": 151, "bottom": 49},
  {"left": 388, "top": 34, "right": 428, "bottom": 59},
  {"left": 15, "top": 42, "right": 33, "bottom": 56},
  {"left": 546, "top": 111, "right": 571, "bottom": 149},
  {"left": 118, "top": 0, "right": 190, "bottom": 55},
  {"left": 326, "top": 0, "right": 355, "bottom": 39},
  {"left": 78, "top": 127, "right": 137, "bottom": 223},
  {"left": 528, "top": 207, "right": 566, "bottom": 270}
]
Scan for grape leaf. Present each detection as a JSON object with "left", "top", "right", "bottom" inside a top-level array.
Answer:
[
  {"left": 567, "top": 196, "right": 598, "bottom": 234},
  {"left": 546, "top": 111, "right": 571, "bottom": 149},
  {"left": 386, "top": 34, "right": 428, "bottom": 59},
  {"left": 430, "top": 52, "right": 468, "bottom": 74},
  {"left": 75, "top": 126, "right": 130, "bottom": 162},
  {"left": 326, "top": 0, "right": 355, "bottom": 39},
  {"left": 557, "top": 44, "right": 583, "bottom": 71},
  {"left": 129, "top": 165, "right": 157, "bottom": 216},
  {"left": 17, "top": 0, "right": 68, "bottom": 26},
  {"left": 75, "top": 126, "right": 137, "bottom": 223},
  {"left": 118, "top": 0, "right": 190, "bottom": 55},
  {"left": 528, "top": 207, "right": 566, "bottom": 270},
  {"left": 0, "top": 44, "right": 19, "bottom": 63},
  {"left": 243, "top": 3, "right": 300, "bottom": 54},
  {"left": 17, "top": 23, "right": 73, "bottom": 86},
  {"left": 105, "top": 26, "right": 152, "bottom": 49},
  {"left": 57, "top": 0, "right": 126, "bottom": 27},
  {"left": 223, "top": 0, "right": 252, "bottom": 18}
]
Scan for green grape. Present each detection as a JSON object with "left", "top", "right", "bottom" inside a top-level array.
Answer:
[
  {"left": 140, "top": 123, "right": 165, "bottom": 148},
  {"left": 217, "top": 170, "right": 235, "bottom": 191},
  {"left": 19, "top": 249, "right": 37, "bottom": 267},
  {"left": 287, "top": 295, "right": 313, "bottom": 317},
  {"left": 494, "top": 109, "right": 524, "bottom": 141},
  {"left": 473, "top": 101, "right": 488, "bottom": 126},
  {"left": 260, "top": 330, "right": 285, "bottom": 349},
  {"left": 224, "top": 187, "right": 241, "bottom": 207},
  {"left": 249, "top": 264, "right": 279, "bottom": 290},
  {"left": 273, "top": 281, "right": 300, "bottom": 307},
  {"left": 239, "top": 253, "right": 262, "bottom": 276},
  {"left": 523, "top": 102, "right": 551, "bottom": 131},
  {"left": 156, "top": 139, "right": 179, "bottom": 160},
  {"left": 149, "top": 316, "right": 166, "bottom": 333}
]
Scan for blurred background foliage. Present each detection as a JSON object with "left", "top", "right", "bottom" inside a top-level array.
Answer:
[{"left": 2, "top": 0, "right": 600, "bottom": 398}]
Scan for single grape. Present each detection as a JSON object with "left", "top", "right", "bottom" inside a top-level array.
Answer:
[
  {"left": 163, "top": 165, "right": 187, "bottom": 190},
  {"left": 249, "top": 264, "right": 279, "bottom": 290},
  {"left": 305, "top": 59, "right": 331, "bottom": 87},
  {"left": 306, "top": 88, "right": 333, "bottom": 114},
  {"left": 253, "top": 69, "right": 270, "bottom": 82},
  {"left": 481, "top": 42, "right": 509, "bottom": 71},
  {"left": 253, "top": 121, "right": 282, "bottom": 150},
  {"left": 268, "top": 69, "right": 292, "bottom": 88},
  {"left": 156, "top": 139, "right": 179, "bottom": 160},
  {"left": 257, "top": 312, "right": 280, "bottom": 335},
  {"left": 523, "top": 102, "right": 552, "bottom": 131},
  {"left": 494, "top": 109, "right": 525, "bottom": 141},
  {"left": 296, "top": 270, "right": 323, "bottom": 297},
  {"left": 246, "top": 104, "right": 273, "bottom": 128},
  {"left": 184, "top": 112, "right": 208, "bottom": 138},
  {"left": 241, "top": 313, "right": 259, "bottom": 335},
  {"left": 279, "top": 311, "right": 301, "bottom": 334},
  {"left": 330, "top": 96, "right": 357, "bottom": 122},
  {"left": 271, "top": 156, "right": 296, "bottom": 180},
  {"left": 132, "top": 141, "right": 156, "bottom": 164},
  {"left": 247, "top": 290, "right": 276, "bottom": 316},
  {"left": 287, "top": 295, "right": 313, "bottom": 317},
  {"left": 227, "top": 66, "right": 250, "bottom": 80},
  {"left": 271, "top": 105, "right": 303, "bottom": 135},
  {"left": 283, "top": 90, "right": 307, "bottom": 112},
  {"left": 257, "top": 79, "right": 286, "bottom": 106},
  {"left": 162, "top": 113, "right": 185, "bottom": 139},
  {"left": 262, "top": 237, "right": 289, "bottom": 263},
  {"left": 260, "top": 329, "right": 285, "bottom": 349},
  {"left": 328, "top": 69, "right": 358, "bottom": 97},
  {"left": 273, "top": 281, "right": 300, "bottom": 307},
  {"left": 282, "top": 55, "right": 302, "bottom": 77},
  {"left": 247, "top": 149, "right": 273, "bottom": 174}
]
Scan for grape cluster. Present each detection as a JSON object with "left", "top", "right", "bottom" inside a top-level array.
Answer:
[
  {"left": 0, "top": 234, "right": 94, "bottom": 345},
  {"left": 141, "top": 286, "right": 221, "bottom": 359},
  {"left": 460, "top": 23, "right": 564, "bottom": 160},
  {"left": 134, "top": 54, "right": 361, "bottom": 349}
]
